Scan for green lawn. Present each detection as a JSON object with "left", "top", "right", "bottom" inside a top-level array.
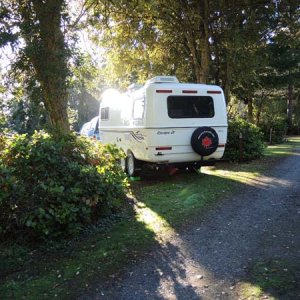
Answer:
[
  {"left": 264, "top": 136, "right": 300, "bottom": 157},
  {"left": 237, "top": 259, "right": 299, "bottom": 300},
  {"left": 1, "top": 137, "right": 299, "bottom": 299}
]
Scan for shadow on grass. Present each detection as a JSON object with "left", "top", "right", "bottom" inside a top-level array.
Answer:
[
  {"left": 116, "top": 140, "right": 300, "bottom": 299},
  {"left": 0, "top": 200, "right": 160, "bottom": 299},
  {"left": 1, "top": 137, "right": 300, "bottom": 299}
]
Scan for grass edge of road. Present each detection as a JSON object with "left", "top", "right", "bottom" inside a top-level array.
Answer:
[
  {"left": 1, "top": 137, "right": 299, "bottom": 299},
  {"left": 237, "top": 259, "right": 299, "bottom": 300}
]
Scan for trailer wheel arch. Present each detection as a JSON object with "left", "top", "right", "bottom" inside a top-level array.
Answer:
[{"left": 126, "top": 150, "right": 142, "bottom": 177}]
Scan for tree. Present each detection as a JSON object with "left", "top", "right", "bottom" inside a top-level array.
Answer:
[
  {"left": 210, "top": 1, "right": 277, "bottom": 107},
  {"left": 89, "top": 0, "right": 211, "bottom": 85},
  {"left": 6, "top": 78, "right": 49, "bottom": 134},
  {"left": 154, "top": 0, "right": 210, "bottom": 83},
  {"left": 1, "top": 0, "right": 70, "bottom": 133},
  {"left": 68, "top": 53, "right": 102, "bottom": 131},
  {"left": 18, "top": 0, "right": 70, "bottom": 132},
  {"left": 267, "top": 0, "right": 300, "bottom": 131}
]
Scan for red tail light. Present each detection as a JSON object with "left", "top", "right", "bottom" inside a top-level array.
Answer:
[
  {"left": 207, "top": 90, "right": 222, "bottom": 94},
  {"left": 155, "top": 146, "right": 172, "bottom": 150},
  {"left": 156, "top": 90, "right": 172, "bottom": 93},
  {"left": 182, "top": 90, "right": 197, "bottom": 94}
]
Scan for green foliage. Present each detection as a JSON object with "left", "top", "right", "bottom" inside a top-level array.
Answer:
[
  {"left": 90, "top": 0, "right": 200, "bottom": 87},
  {"left": 1, "top": 0, "right": 71, "bottom": 133},
  {"left": 0, "top": 110, "right": 7, "bottom": 131},
  {"left": 6, "top": 84, "right": 49, "bottom": 134},
  {"left": 68, "top": 53, "right": 103, "bottom": 131},
  {"left": 260, "top": 117, "right": 287, "bottom": 144},
  {"left": 0, "top": 132, "right": 127, "bottom": 240},
  {"left": 224, "top": 118, "right": 265, "bottom": 162}
]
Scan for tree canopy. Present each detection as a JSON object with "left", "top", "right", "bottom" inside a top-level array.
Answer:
[{"left": 0, "top": 0, "right": 299, "bottom": 133}]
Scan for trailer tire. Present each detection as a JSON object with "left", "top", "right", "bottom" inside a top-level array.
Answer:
[
  {"left": 120, "top": 157, "right": 126, "bottom": 172},
  {"left": 191, "top": 127, "right": 219, "bottom": 156},
  {"left": 126, "top": 151, "right": 139, "bottom": 177}
]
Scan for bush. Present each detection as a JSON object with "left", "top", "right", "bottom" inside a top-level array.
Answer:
[
  {"left": 259, "top": 118, "right": 287, "bottom": 144},
  {"left": 0, "top": 131, "right": 127, "bottom": 240},
  {"left": 224, "top": 118, "right": 265, "bottom": 162}
]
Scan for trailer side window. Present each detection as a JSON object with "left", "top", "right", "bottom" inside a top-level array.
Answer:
[
  {"left": 167, "top": 96, "right": 214, "bottom": 118},
  {"left": 133, "top": 98, "right": 144, "bottom": 119},
  {"left": 100, "top": 107, "right": 109, "bottom": 120}
]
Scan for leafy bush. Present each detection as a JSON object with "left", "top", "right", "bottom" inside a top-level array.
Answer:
[
  {"left": 259, "top": 117, "right": 287, "bottom": 144},
  {"left": 0, "top": 131, "right": 127, "bottom": 240},
  {"left": 224, "top": 118, "right": 265, "bottom": 162}
]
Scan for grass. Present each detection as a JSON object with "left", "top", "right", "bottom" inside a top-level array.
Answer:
[
  {"left": 1, "top": 137, "right": 300, "bottom": 299},
  {"left": 238, "top": 259, "right": 299, "bottom": 300},
  {"left": 264, "top": 136, "right": 300, "bottom": 157}
]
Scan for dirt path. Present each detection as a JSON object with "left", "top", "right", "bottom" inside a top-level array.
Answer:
[{"left": 83, "top": 148, "right": 300, "bottom": 300}]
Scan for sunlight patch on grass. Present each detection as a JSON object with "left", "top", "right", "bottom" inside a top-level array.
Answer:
[
  {"left": 264, "top": 137, "right": 300, "bottom": 157},
  {"left": 202, "top": 136, "right": 300, "bottom": 188},
  {"left": 238, "top": 259, "right": 299, "bottom": 300},
  {"left": 237, "top": 282, "right": 275, "bottom": 300},
  {"left": 203, "top": 168, "right": 262, "bottom": 186},
  {"left": 265, "top": 150, "right": 300, "bottom": 157},
  {"left": 203, "top": 166, "right": 293, "bottom": 190},
  {"left": 131, "top": 196, "right": 175, "bottom": 244},
  {"left": 135, "top": 204, "right": 172, "bottom": 237}
]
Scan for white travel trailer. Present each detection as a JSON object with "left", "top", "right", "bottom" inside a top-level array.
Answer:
[
  {"left": 79, "top": 116, "right": 100, "bottom": 140},
  {"left": 99, "top": 76, "right": 228, "bottom": 176}
]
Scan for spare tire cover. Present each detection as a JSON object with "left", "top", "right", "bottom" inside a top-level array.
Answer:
[{"left": 191, "top": 127, "right": 219, "bottom": 156}]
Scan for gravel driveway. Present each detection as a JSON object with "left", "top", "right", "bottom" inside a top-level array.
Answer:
[{"left": 83, "top": 147, "right": 300, "bottom": 300}]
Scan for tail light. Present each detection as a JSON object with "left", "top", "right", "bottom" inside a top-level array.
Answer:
[
  {"left": 155, "top": 147, "right": 172, "bottom": 150},
  {"left": 207, "top": 90, "right": 221, "bottom": 94},
  {"left": 156, "top": 90, "right": 172, "bottom": 93}
]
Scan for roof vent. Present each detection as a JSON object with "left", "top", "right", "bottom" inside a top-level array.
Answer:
[
  {"left": 127, "top": 83, "right": 143, "bottom": 92},
  {"left": 146, "top": 76, "right": 179, "bottom": 84}
]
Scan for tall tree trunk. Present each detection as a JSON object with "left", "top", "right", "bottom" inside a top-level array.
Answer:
[
  {"left": 19, "top": 0, "right": 70, "bottom": 133},
  {"left": 256, "top": 90, "right": 267, "bottom": 127},
  {"left": 198, "top": 0, "right": 209, "bottom": 83},
  {"left": 248, "top": 98, "right": 254, "bottom": 123},
  {"left": 214, "top": 47, "right": 220, "bottom": 86},
  {"left": 183, "top": 0, "right": 210, "bottom": 83},
  {"left": 287, "top": 83, "right": 293, "bottom": 131},
  {"left": 224, "top": 58, "right": 231, "bottom": 105},
  {"left": 199, "top": 32, "right": 209, "bottom": 83}
]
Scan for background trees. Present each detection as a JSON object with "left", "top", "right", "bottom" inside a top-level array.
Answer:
[
  {"left": 0, "top": 0, "right": 299, "bottom": 134},
  {"left": 1, "top": 0, "right": 70, "bottom": 132}
]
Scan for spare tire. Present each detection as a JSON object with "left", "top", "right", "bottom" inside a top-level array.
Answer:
[{"left": 191, "top": 127, "right": 219, "bottom": 156}]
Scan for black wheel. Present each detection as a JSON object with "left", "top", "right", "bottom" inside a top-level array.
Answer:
[
  {"left": 126, "top": 151, "right": 139, "bottom": 177},
  {"left": 191, "top": 127, "right": 219, "bottom": 156}
]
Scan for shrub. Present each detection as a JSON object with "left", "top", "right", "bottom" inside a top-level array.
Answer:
[
  {"left": 224, "top": 118, "right": 265, "bottom": 162},
  {"left": 0, "top": 131, "right": 127, "bottom": 240},
  {"left": 259, "top": 117, "right": 287, "bottom": 144}
]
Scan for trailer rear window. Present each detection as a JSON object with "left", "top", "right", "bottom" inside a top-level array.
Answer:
[
  {"left": 100, "top": 107, "right": 109, "bottom": 120},
  {"left": 167, "top": 96, "right": 214, "bottom": 118},
  {"left": 133, "top": 98, "right": 144, "bottom": 119}
]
